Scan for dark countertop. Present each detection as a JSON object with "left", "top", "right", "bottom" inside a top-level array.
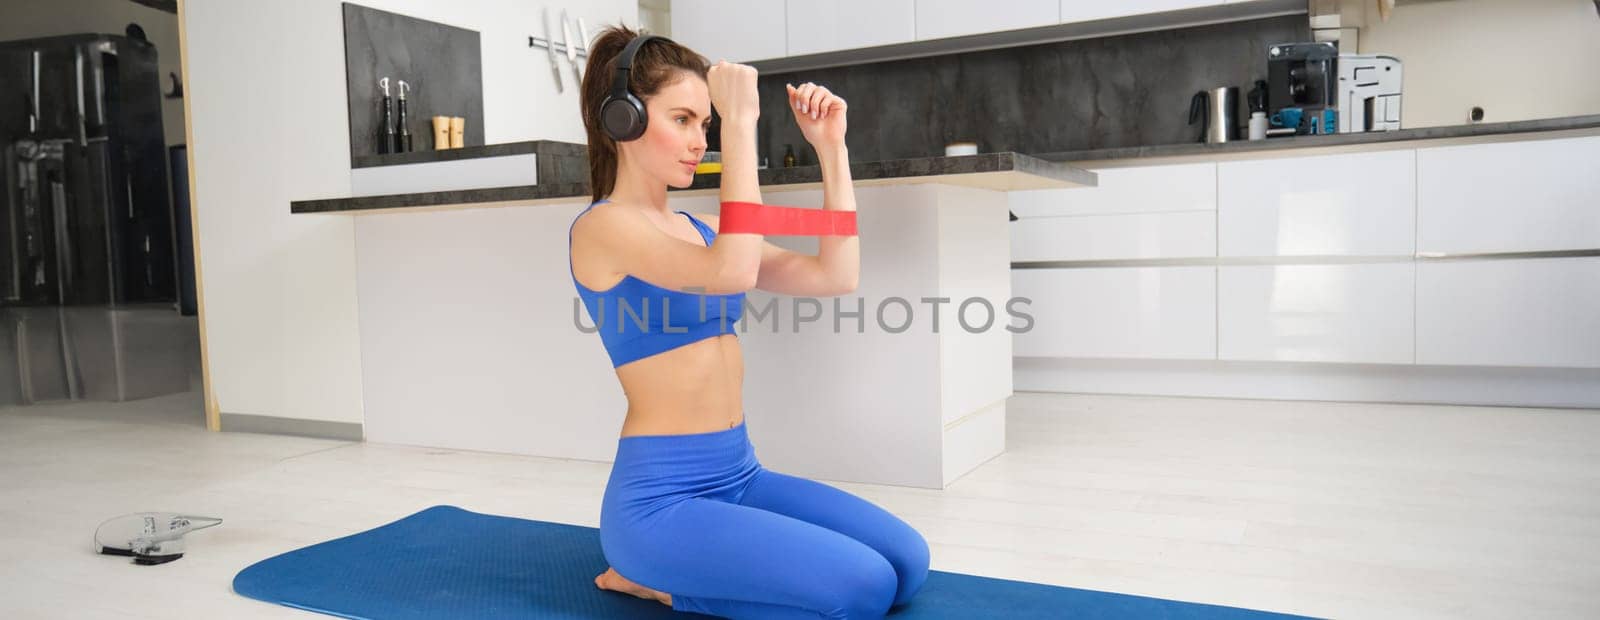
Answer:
[
  {"left": 313, "top": 114, "right": 1600, "bottom": 214},
  {"left": 1032, "top": 114, "right": 1600, "bottom": 164},
  {"left": 350, "top": 140, "right": 586, "bottom": 168},
  {"left": 295, "top": 151, "right": 1096, "bottom": 214},
  {"left": 351, "top": 115, "right": 1600, "bottom": 169}
]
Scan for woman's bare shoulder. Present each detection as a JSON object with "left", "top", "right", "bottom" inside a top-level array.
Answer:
[{"left": 573, "top": 200, "right": 627, "bottom": 235}]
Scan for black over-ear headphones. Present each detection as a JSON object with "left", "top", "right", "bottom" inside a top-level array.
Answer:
[{"left": 600, "top": 33, "right": 669, "bottom": 142}]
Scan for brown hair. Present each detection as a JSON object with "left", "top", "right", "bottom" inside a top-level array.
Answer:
[{"left": 581, "top": 25, "right": 710, "bottom": 204}]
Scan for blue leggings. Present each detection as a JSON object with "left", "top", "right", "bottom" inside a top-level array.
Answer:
[{"left": 599, "top": 418, "right": 930, "bottom": 619}]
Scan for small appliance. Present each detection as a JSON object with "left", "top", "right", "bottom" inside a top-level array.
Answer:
[
  {"left": 1336, "top": 54, "right": 1403, "bottom": 133},
  {"left": 1267, "top": 42, "right": 1403, "bottom": 135},
  {"left": 1188, "top": 86, "right": 1240, "bottom": 144},
  {"left": 1266, "top": 42, "right": 1337, "bottom": 135}
]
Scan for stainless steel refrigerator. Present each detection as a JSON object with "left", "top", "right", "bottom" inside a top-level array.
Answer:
[
  {"left": 0, "top": 34, "right": 196, "bottom": 406},
  {"left": 1, "top": 33, "right": 176, "bottom": 306}
]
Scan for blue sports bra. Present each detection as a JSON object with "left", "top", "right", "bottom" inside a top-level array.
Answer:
[{"left": 570, "top": 199, "right": 746, "bottom": 368}]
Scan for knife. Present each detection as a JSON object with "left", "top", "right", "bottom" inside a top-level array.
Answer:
[
  {"left": 543, "top": 8, "right": 563, "bottom": 92},
  {"left": 561, "top": 10, "right": 581, "bottom": 84},
  {"left": 578, "top": 17, "right": 591, "bottom": 60}
]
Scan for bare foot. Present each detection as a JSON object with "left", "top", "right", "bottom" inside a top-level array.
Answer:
[{"left": 594, "top": 566, "right": 672, "bottom": 607}]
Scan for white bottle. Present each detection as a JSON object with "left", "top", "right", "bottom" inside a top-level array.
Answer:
[{"left": 1248, "top": 111, "right": 1268, "bottom": 140}]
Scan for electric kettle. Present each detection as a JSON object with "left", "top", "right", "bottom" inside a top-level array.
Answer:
[{"left": 1188, "top": 87, "right": 1240, "bottom": 144}]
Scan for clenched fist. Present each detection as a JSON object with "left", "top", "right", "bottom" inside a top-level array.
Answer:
[{"left": 707, "top": 60, "right": 760, "bottom": 124}]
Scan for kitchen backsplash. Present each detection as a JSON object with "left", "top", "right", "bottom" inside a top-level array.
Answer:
[
  {"left": 753, "top": 15, "right": 1308, "bottom": 165},
  {"left": 343, "top": 3, "right": 485, "bottom": 161}
]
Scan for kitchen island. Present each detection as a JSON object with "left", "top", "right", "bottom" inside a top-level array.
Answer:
[{"left": 293, "top": 152, "right": 1095, "bottom": 489}]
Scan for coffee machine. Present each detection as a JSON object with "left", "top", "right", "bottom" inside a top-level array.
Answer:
[
  {"left": 1266, "top": 42, "right": 1338, "bottom": 135},
  {"left": 1266, "top": 42, "right": 1403, "bottom": 135}
]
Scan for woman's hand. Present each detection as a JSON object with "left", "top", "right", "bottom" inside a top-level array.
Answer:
[
  {"left": 707, "top": 60, "right": 760, "bottom": 125},
  {"left": 786, "top": 82, "right": 847, "bottom": 149}
]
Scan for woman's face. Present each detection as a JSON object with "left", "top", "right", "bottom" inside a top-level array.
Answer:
[{"left": 617, "top": 73, "right": 711, "bottom": 188}]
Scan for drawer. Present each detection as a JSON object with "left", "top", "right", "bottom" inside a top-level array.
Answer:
[
  {"left": 1011, "top": 211, "right": 1215, "bottom": 262},
  {"left": 1417, "top": 136, "right": 1600, "bottom": 254},
  {"left": 1012, "top": 266, "right": 1215, "bottom": 359},
  {"left": 1416, "top": 257, "right": 1600, "bottom": 368},
  {"left": 1218, "top": 263, "right": 1415, "bottom": 364},
  {"left": 1219, "top": 150, "right": 1415, "bottom": 257},
  {"left": 1009, "top": 162, "right": 1216, "bottom": 218}
]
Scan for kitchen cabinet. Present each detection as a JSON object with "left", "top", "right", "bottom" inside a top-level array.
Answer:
[
  {"left": 1010, "top": 162, "right": 1217, "bottom": 262},
  {"left": 915, "top": 0, "right": 1059, "bottom": 42},
  {"left": 670, "top": 0, "right": 786, "bottom": 63},
  {"left": 1013, "top": 267, "right": 1216, "bottom": 359},
  {"left": 1218, "top": 150, "right": 1415, "bottom": 257},
  {"left": 1010, "top": 163, "right": 1216, "bottom": 218},
  {"left": 698, "top": 0, "right": 1295, "bottom": 69},
  {"left": 1218, "top": 263, "right": 1415, "bottom": 364},
  {"left": 1417, "top": 136, "right": 1600, "bottom": 255},
  {"left": 1059, "top": 0, "right": 1222, "bottom": 24},
  {"left": 786, "top": 0, "right": 916, "bottom": 57},
  {"left": 1017, "top": 162, "right": 1216, "bottom": 262},
  {"left": 1416, "top": 257, "right": 1600, "bottom": 368},
  {"left": 1012, "top": 212, "right": 1215, "bottom": 262},
  {"left": 1010, "top": 131, "right": 1599, "bottom": 408}
]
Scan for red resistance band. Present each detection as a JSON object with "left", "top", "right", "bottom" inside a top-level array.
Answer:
[{"left": 717, "top": 201, "right": 858, "bottom": 236}]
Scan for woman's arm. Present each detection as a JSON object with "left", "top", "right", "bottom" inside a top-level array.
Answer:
[
  {"left": 813, "top": 142, "right": 859, "bottom": 293},
  {"left": 706, "top": 61, "right": 766, "bottom": 291},
  {"left": 761, "top": 82, "right": 857, "bottom": 295},
  {"left": 686, "top": 212, "right": 851, "bottom": 298}
]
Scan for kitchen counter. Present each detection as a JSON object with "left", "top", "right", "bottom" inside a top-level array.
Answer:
[
  {"left": 1033, "top": 114, "right": 1600, "bottom": 165},
  {"left": 295, "top": 151, "right": 1096, "bottom": 214}
]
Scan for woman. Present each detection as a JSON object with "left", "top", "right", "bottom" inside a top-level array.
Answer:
[{"left": 569, "top": 25, "right": 930, "bottom": 619}]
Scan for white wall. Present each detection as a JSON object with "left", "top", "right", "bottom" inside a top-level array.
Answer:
[
  {"left": 1356, "top": 0, "right": 1600, "bottom": 128},
  {"left": 182, "top": 0, "right": 636, "bottom": 425},
  {"left": 640, "top": 0, "right": 672, "bottom": 35},
  {"left": 0, "top": 0, "right": 185, "bottom": 147}
]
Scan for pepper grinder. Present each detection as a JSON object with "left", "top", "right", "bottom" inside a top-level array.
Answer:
[
  {"left": 395, "top": 80, "right": 412, "bottom": 152},
  {"left": 378, "top": 77, "right": 394, "bottom": 154},
  {"left": 1246, "top": 79, "right": 1269, "bottom": 141}
]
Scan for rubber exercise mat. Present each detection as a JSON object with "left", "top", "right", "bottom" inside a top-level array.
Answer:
[{"left": 233, "top": 505, "right": 1320, "bottom": 619}]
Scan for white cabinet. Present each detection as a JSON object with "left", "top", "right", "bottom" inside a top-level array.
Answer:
[
  {"left": 1417, "top": 136, "right": 1600, "bottom": 255},
  {"left": 1010, "top": 163, "right": 1216, "bottom": 218},
  {"left": 1218, "top": 150, "right": 1415, "bottom": 257},
  {"left": 1013, "top": 267, "right": 1216, "bottom": 359},
  {"left": 1011, "top": 136, "right": 1598, "bottom": 374},
  {"left": 1010, "top": 162, "right": 1217, "bottom": 262},
  {"left": 677, "top": 0, "right": 1294, "bottom": 68},
  {"left": 916, "top": 0, "right": 1059, "bottom": 41},
  {"left": 1060, "top": 0, "right": 1221, "bottom": 23},
  {"left": 1416, "top": 257, "right": 1600, "bottom": 368},
  {"left": 670, "top": 0, "right": 786, "bottom": 63},
  {"left": 1218, "top": 263, "right": 1415, "bottom": 364},
  {"left": 787, "top": 0, "right": 916, "bottom": 56},
  {"left": 1011, "top": 212, "right": 1215, "bottom": 262}
]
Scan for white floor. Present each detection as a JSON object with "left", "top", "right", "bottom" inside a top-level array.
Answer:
[{"left": 2, "top": 390, "right": 1597, "bottom": 619}]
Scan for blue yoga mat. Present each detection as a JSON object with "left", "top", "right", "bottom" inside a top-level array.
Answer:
[{"left": 234, "top": 505, "right": 1319, "bottom": 619}]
